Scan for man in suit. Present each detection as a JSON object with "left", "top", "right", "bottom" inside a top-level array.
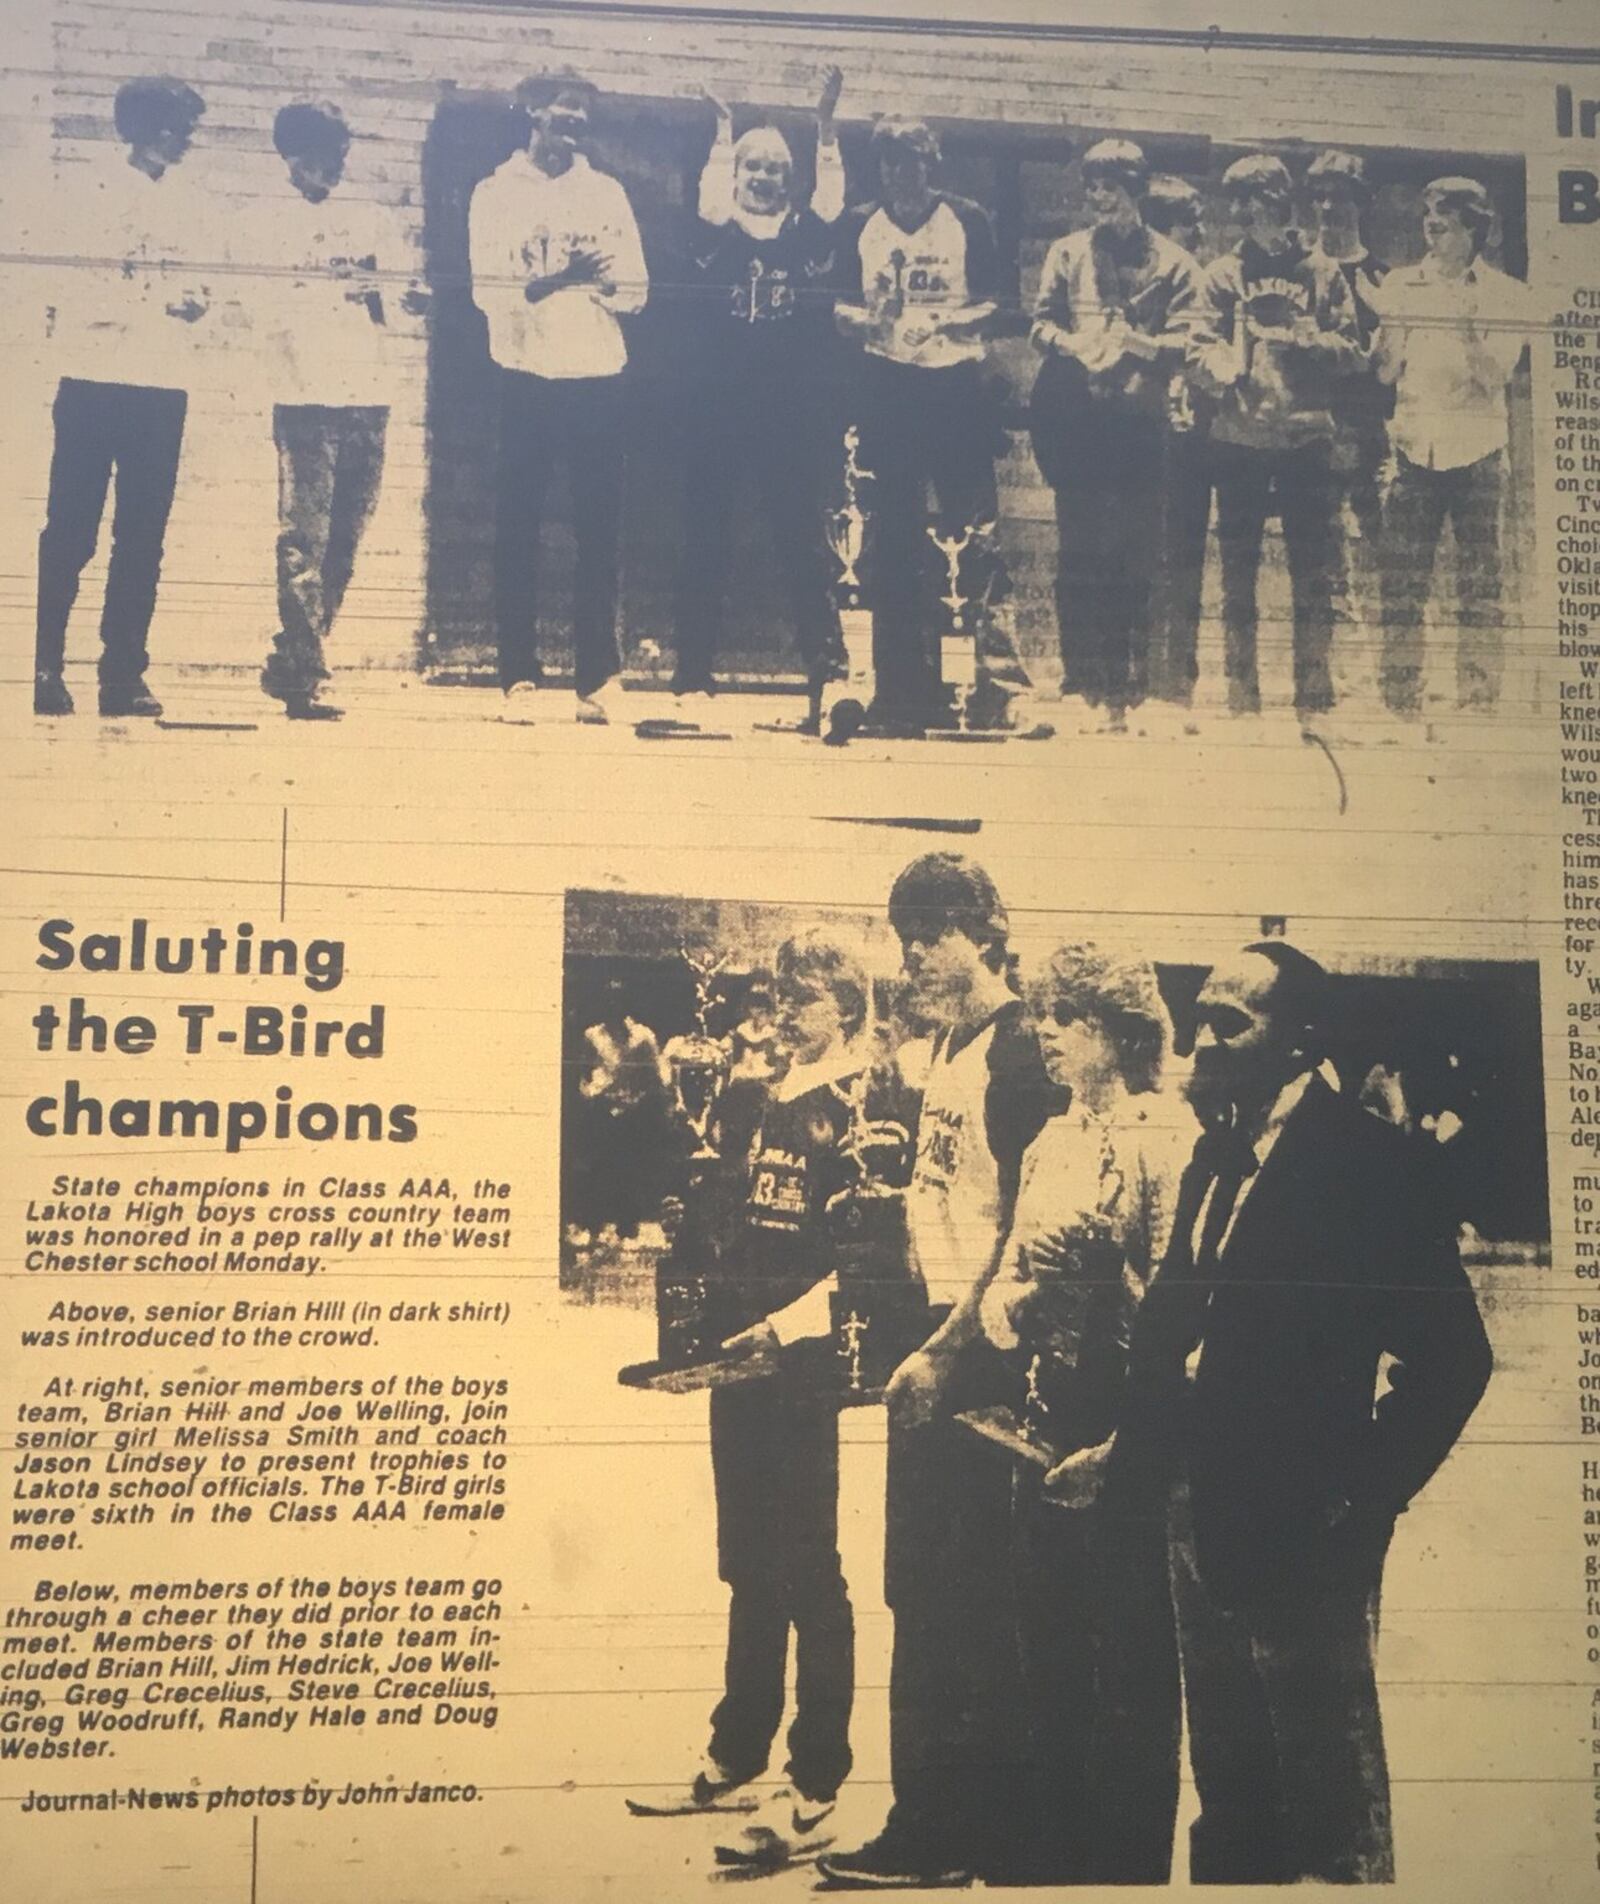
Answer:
[{"left": 1111, "top": 941, "right": 1492, "bottom": 1884}]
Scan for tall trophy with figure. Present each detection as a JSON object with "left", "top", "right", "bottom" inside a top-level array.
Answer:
[
  {"left": 822, "top": 1069, "right": 919, "bottom": 1405},
  {"left": 621, "top": 948, "right": 761, "bottom": 1392},
  {"left": 820, "top": 425, "right": 877, "bottom": 742}
]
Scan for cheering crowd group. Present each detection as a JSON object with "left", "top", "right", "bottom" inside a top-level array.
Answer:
[
  {"left": 28, "top": 68, "right": 1534, "bottom": 731},
  {"left": 601, "top": 855, "right": 1493, "bottom": 1890}
]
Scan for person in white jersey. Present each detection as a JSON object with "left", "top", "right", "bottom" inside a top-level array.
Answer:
[
  {"left": 818, "top": 854, "right": 1064, "bottom": 1891},
  {"left": 468, "top": 72, "right": 648, "bottom": 722},
  {"left": 257, "top": 102, "right": 421, "bottom": 721},
  {"left": 33, "top": 76, "right": 211, "bottom": 720}
]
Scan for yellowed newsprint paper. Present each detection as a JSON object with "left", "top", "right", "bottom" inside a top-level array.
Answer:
[{"left": 2, "top": 0, "right": 1597, "bottom": 1896}]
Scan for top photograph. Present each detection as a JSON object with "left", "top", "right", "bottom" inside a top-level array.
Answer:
[{"left": 4, "top": 5, "right": 1540, "bottom": 749}]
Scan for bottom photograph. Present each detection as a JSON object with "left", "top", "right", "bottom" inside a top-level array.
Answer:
[{"left": 556, "top": 867, "right": 1549, "bottom": 1891}]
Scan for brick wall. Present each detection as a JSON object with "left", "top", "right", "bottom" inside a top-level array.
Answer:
[{"left": 0, "top": 0, "right": 1537, "bottom": 678}]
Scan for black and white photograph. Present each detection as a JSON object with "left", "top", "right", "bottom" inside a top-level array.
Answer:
[
  {"left": 3, "top": 8, "right": 1542, "bottom": 749},
  {"left": 557, "top": 871, "right": 1550, "bottom": 1888}
]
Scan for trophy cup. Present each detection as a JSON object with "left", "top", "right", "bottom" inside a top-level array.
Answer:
[
  {"left": 958, "top": 1213, "right": 1124, "bottom": 1474},
  {"left": 620, "top": 948, "right": 766, "bottom": 1394},
  {"left": 821, "top": 1073, "right": 917, "bottom": 1407}
]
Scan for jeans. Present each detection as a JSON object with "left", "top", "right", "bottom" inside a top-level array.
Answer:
[
  {"left": 267, "top": 404, "right": 387, "bottom": 696},
  {"left": 674, "top": 385, "right": 845, "bottom": 690},
  {"left": 1151, "top": 425, "right": 1211, "bottom": 706},
  {"left": 1170, "top": 1485, "right": 1394, "bottom": 1884},
  {"left": 1380, "top": 449, "right": 1504, "bottom": 713},
  {"left": 1212, "top": 437, "right": 1340, "bottom": 715},
  {"left": 707, "top": 1378, "right": 854, "bottom": 1803},
  {"left": 494, "top": 368, "right": 625, "bottom": 697},
  {"left": 1048, "top": 401, "right": 1165, "bottom": 711},
  {"left": 36, "top": 377, "right": 187, "bottom": 686}
]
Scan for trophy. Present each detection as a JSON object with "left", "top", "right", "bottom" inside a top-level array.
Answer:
[
  {"left": 620, "top": 947, "right": 763, "bottom": 1394},
  {"left": 928, "top": 519, "right": 985, "bottom": 724},
  {"left": 821, "top": 1072, "right": 917, "bottom": 1406}
]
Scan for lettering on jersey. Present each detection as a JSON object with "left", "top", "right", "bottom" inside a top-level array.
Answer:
[
  {"left": 748, "top": 1146, "right": 809, "bottom": 1229},
  {"left": 915, "top": 1102, "right": 967, "bottom": 1191}
]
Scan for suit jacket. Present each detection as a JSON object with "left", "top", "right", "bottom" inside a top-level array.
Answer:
[{"left": 1110, "top": 1075, "right": 1492, "bottom": 1610}]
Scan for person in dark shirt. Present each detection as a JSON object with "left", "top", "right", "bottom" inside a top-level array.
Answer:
[
  {"left": 1307, "top": 149, "right": 1391, "bottom": 641},
  {"left": 670, "top": 72, "right": 850, "bottom": 711},
  {"left": 627, "top": 929, "right": 905, "bottom": 1874}
]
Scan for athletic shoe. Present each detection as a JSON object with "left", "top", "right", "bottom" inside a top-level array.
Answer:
[
  {"left": 576, "top": 677, "right": 624, "bottom": 725},
  {"left": 624, "top": 1755, "right": 758, "bottom": 1818},
  {"left": 713, "top": 1786, "right": 835, "bottom": 1868},
  {"left": 284, "top": 690, "right": 344, "bottom": 722},
  {"left": 33, "top": 671, "right": 74, "bottom": 716},
  {"left": 815, "top": 1830, "right": 973, "bottom": 1889},
  {"left": 99, "top": 681, "right": 163, "bottom": 718}
]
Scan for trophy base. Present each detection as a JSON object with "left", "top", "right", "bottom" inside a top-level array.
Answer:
[
  {"left": 955, "top": 1405, "right": 1056, "bottom": 1469},
  {"left": 618, "top": 1353, "right": 772, "bottom": 1395}
]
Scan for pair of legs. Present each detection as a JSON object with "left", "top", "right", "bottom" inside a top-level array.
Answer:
[
  {"left": 673, "top": 386, "right": 846, "bottom": 696},
  {"left": 1150, "top": 423, "right": 1212, "bottom": 708},
  {"left": 1170, "top": 1486, "right": 1395, "bottom": 1884},
  {"left": 1211, "top": 437, "right": 1341, "bottom": 717},
  {"left": 1049, "top": 401, "right": 1166, "bottom": 717},
  {"left": 706, "top": 1379, "right": 853, "bottom": 1806},
  {"left": 853, "top": 357, "right": 1006, "bottom": 726},
  {"left": 1010, "top": 1492, "right": 1181, "bottom": 1884},
  {"left": 35, "top": 376, "right": 187, "bottom": 714},
  {"left": 494, "top": 368, "right": 625, "bottom": 700},
  {"left": 1380, "top": 449, "right": 1505, "bottom": 715},
  {"left": 265, "top": 403, "right": 388, "bottom": 713}
]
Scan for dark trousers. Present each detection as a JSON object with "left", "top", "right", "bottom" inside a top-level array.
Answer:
[
  {"left": 267, "top": 404, "right": 387, "bottom": 696},
  {"left": 854, "top": 357, "right": 1000, "bottom": 721},
  {"left": 1212, "top": 437, "right": 1340, "bottom": 715},
  {"left": 1050, "top": 402, "right": 1165, "bottom": 711},
  {"left": 674, "top": 389, "right": 845, "bottom": 690},
  {"left": 881, "top": 1345, "right": 1021, "bottom": 1872},
  {"left": 708, "top": 1379, "right": 854, "bottom": 1803},
  {"left": 36, "top": 377, "right": 187, "bottom": 686},
  {"left": 1170, "top": 1487, "right": 1394, "bottom": 1885},
  {"left": 1151, "top": 425, "right": 1211, "bottom": 706},
  {"left": 1380, "top": 449, "right": 1504, "bottom": 714},
  {"left": 494, "top": 368, "right": 624, "bottom": 697},
  {"left": 1011, "top": 1493, "right": 1181, "bottom": 1884}
]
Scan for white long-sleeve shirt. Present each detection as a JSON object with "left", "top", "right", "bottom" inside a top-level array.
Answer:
[
  {"left": 44, "top": 149, "right": 219, "bottom": 388},
  {"left": 467, "top": 150, "right": 646, "bottom": 379}
]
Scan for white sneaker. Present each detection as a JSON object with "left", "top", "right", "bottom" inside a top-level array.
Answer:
[
  {"left": 713, "top": 1786, "right": 836, "bottom": 1868},
  {"left": 499, "top": 679, "right": 540, "bottom": 723},
  {"left": 624, "top": 1754, "right": 757, "bottom": 1818},
  {"left": 576, "top": 677, "right": 625, "bottom": 725}
]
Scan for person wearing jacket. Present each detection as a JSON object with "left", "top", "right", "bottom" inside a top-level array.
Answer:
[
  {"left": 1029, "top": 141, "right": 1201, "bottom": 729},
  {"left": 669, "top": 71, "right": 851, "bottom": 713},
  {"left": 1188, "top": 155, "right": 1362, "bottom": 719},
  {"left": 1105, "top": 941, "right": 1493, "bottom": 1883}
]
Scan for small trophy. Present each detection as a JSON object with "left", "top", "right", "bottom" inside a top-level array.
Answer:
[
  {"left": 928, "top": 521, "right": 982, "bottom": 724},
  {"left": 822, "top": 1073, "right": 916, "bottom": 1406}
]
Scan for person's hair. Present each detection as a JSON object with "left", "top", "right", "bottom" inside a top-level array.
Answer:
[
  {"left": 273, "top": 101, "right": 350, "bottom": 165},
  {"left": 113, "top": 76, "right": 205, "bottom": 146},
  {"left": 1423, "top": 175, "right": 1493, "bottom": 258},
  {"left": 775, "top": 928, "right": 871, "bottom": 1043},
  {"left": 1305, "top": 147, "right": 1371, "bottom": 205},
  {"left": 1082, "top": 138, "right": 1150, "bottom": 199},
  {"left": 887, "top": 853, "right": 1009, "bottom": 973},
  {"left": 516, "top": 70, "right": 599, "bottom": 118},
  {"left": 1221, "top": 152, "right": 1293, "bottom": 208},
  {"left": 870, "top": 116, "right": 941, "bottom": 167},
  {"left": 1032, "top": 942, "right": 1167, "bottom": 1096},
  {"left": 1239, "top": 939, "right": 1329, "bottom": 1058},
  {"left": 1142, "top": 173, "right": 1202, "bottom": 238}
]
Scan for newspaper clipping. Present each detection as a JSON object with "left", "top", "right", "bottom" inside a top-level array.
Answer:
[{"left": 0, "top": 0, "right": 1595, "bottom": 1897}]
